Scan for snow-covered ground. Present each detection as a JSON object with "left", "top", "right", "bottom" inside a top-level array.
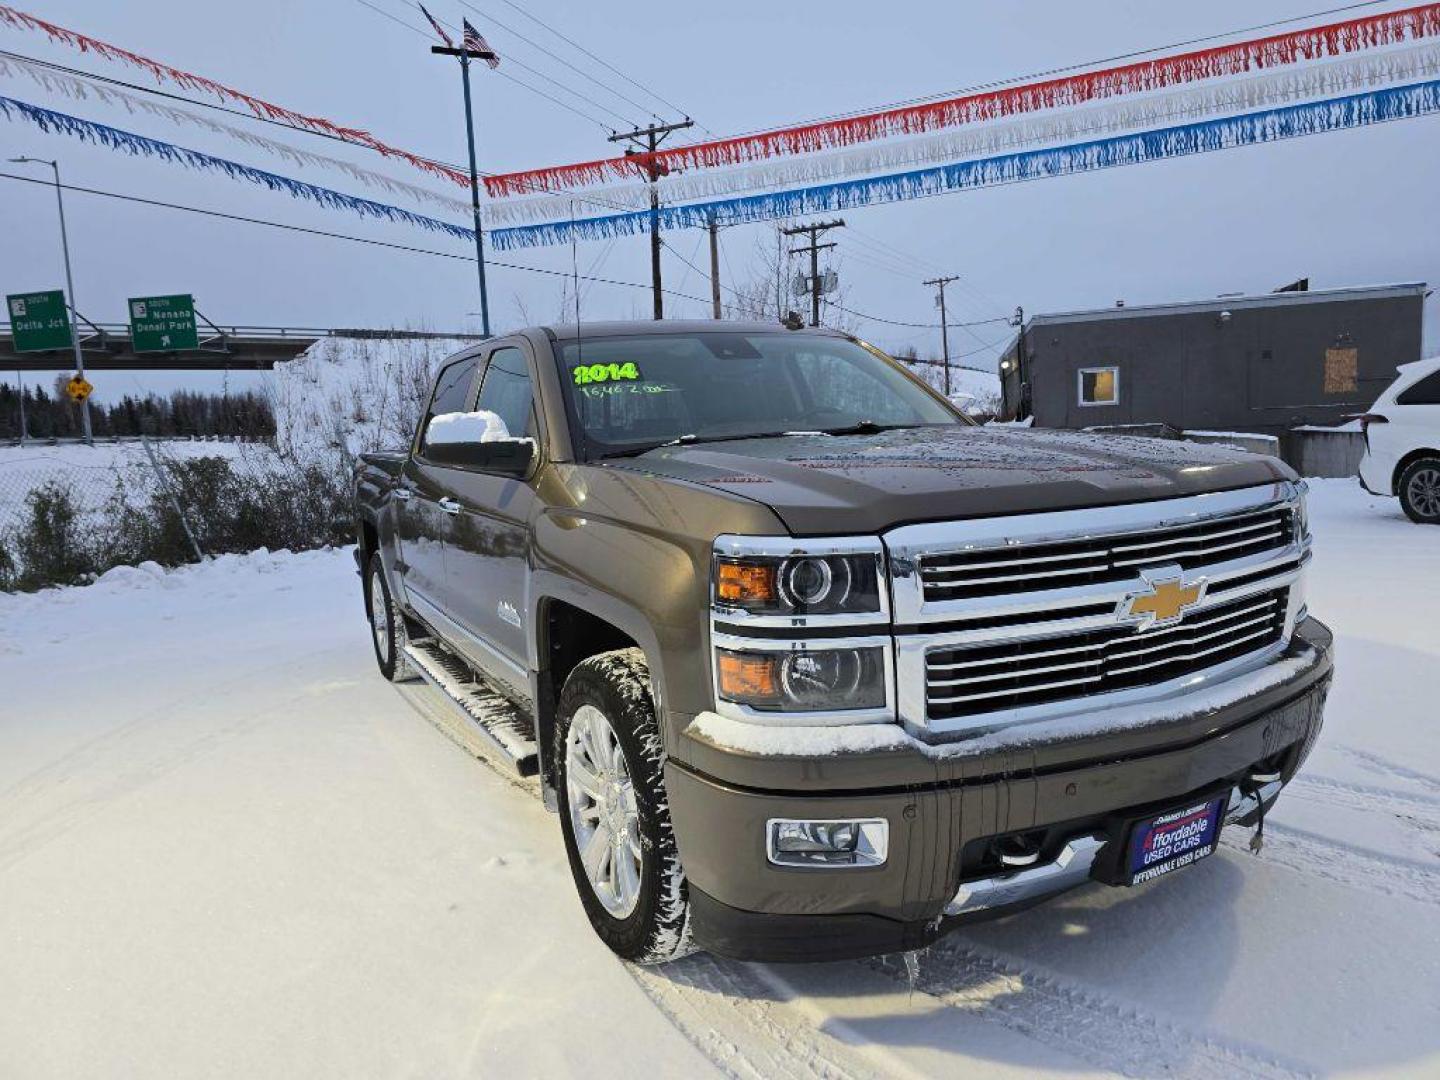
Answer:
[{"left": 1, "top": 479, "right": 1437, "bottom": 1079}]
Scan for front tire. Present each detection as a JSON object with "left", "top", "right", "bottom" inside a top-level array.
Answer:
[
  {"left": 555, "top": 648, "right": 694, "bottom": 964},
  {"left": 1399, "top": 457, "right": 1440, "bottom": 524},
  {"left": 365, "top": 553, "right": 416, "bottom": 681}
]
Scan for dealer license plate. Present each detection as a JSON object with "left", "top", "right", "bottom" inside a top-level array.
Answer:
[{"left": 1127, "top": 797, "right": 1224, "bottom": 885}]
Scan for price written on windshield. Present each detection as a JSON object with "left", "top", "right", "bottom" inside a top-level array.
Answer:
[{"left": 572, "top": 362, "right": 640, "bottom": 385}]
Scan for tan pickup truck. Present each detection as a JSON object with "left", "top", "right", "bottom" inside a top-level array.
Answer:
[{"left": 353, "top": 320, "right": 1331, "bottom": 963}]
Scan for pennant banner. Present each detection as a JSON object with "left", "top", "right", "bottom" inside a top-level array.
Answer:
[
  {"left": 491, "top": 78, "right": 1440, "bottom": 250},
  {"left": 0, "top": 94, "right": 473, "bottom": 240},
  {"left": 0, "top": 3, "right": 471, "bottom": 188},
  {"left": 484, "top": 1, "right": 1440, "bottom": 198},
  {"left": 486, "top": 42, "right": 1440, "bottom": 228},
  {"left": 0, "top": 55, "right": 471, "bottom": 217}
]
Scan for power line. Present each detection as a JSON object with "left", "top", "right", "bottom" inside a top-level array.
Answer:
[
  {"left": 348, "top": 0, "right": 618, "bottom": 130},
  {"left": 453, "top": 0, "right": 661, "bottom": 122},
  {"left": 488, "top": 0, "right": 705, "bottom": 131},
  {"left": 822, "top": 299, "right": 1010, "bottom": 331},
  {"left": 0, "top": 170, "right": 715, "bottom": 304}
]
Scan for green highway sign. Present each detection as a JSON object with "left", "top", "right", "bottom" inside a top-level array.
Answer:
[
  {"left": 128, "top": 293, "right": 199, "bottom": 353},
  {"left": 7, "top": 290, "right": 73, "bottom": 353}
]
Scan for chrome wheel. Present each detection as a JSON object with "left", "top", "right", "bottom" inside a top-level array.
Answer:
[
  {"left": 1407, "top": 466, "right": 1440, "bottom": 518},
  {"left": 565, "top": 704, "right": 643, "bottom": 919},
  {"left": 368, "top": 567, "right": 391, "bottom": 664}
]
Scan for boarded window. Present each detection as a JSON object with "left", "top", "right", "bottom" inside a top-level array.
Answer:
[
  {"left": 1078, "top": 367, "right": 1119, "bottom": 406},
  {"left": 1324, "top": 348, "right": 1358, "bottom": 395}
]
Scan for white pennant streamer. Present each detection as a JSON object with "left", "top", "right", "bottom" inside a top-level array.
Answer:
[
  {"left": 0, "top": 54, "right": 472, "bottom": 217},
  {"left": 487, "top": 43, "right": 1440, "bottom": 228}
]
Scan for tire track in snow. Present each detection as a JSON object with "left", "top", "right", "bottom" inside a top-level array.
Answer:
[
  {"left": 1331, "top": 745, "right": 1440, "bottom": 796},
  {"left": 1220, "top": 822, "right": 1440, "bottom": 907},
  {"left": 1287, "top": 773, "right": 1440, "bottom": 830},
  {"left": 627, "top": 954, "right": 894, "bottom": 1080},
  {"left": 866, "top": 944, "right": 1313, "bottom": 1080}
]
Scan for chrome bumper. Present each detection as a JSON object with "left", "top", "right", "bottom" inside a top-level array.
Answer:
[{"left": 944, "top": 778, "right": 1283, "bottom": 917}]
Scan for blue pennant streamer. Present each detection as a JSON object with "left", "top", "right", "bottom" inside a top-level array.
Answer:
[
  {"left": 0, "top": 94, "right": 473, "bottom": 241},
  {"left": 492, "top": 78, "right": 1440, "bottom": 251}
]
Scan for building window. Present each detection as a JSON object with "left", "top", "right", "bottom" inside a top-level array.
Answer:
[{"left": 1078, "top": 366, "right": 1119, "bottom": 406}]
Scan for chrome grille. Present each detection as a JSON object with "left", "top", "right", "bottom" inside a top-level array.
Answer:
[
  {"left": 925, "top": 589, "right": 1288, "bottom": 721},
  {"left": 920, "top": 506, "right": 1293, "bottom": 601}
]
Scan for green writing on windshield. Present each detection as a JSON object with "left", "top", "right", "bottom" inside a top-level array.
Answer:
[{"left": 573, "top": 361, "right": 640, "bottom": 385}]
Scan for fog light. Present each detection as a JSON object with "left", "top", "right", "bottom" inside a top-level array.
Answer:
[{"left": 766, "top": 818, "right": 888, "bottom": 868}]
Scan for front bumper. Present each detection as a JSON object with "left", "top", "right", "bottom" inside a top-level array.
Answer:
[{"left": 668, "top": 618, "right": 1332, "bottom": 963}]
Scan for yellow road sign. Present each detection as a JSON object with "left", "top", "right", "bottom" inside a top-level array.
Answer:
[{"left": 66, "top": 374, "right": 93, "bottom": 402}]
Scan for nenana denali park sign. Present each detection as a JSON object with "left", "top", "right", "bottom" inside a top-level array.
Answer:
[
  {"left": 7, "top": 290, "right": 73, "bottom": 352},
  {"left": 128, "top": 294, "right": 199, "bottom": 353}
]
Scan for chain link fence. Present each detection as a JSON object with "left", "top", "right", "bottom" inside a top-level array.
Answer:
[{"left": 0, "top": 439, "right": 353, "bottom": 592}]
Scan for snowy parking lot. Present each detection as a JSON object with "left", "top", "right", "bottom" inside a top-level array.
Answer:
[{"left": 1, "top": 478, "right": 1437, "bottom": 1079}]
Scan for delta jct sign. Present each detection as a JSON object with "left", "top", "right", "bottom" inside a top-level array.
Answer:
[
  {"left": 129, "top": 294, "right": 199, "bottom": 353},
  {"left": 7, "top": 290, "right": 73, "bottom": 352}
]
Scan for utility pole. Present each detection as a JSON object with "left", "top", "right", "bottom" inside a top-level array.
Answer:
[
  {"left": 609, "top": 118, "right": 694, "bottom": 320},
  {"left": 707, "top": 217, "right": 722, "bottom": 319},
  {"left": 782, "top": 219, "right": 845, "bottom": 327},
  {"left": 429, "top": 31, "right": 498, "bottom": 337},
  {"left": 10, "top": 156, "right": 91, "bottom": 443},
  {"left": 923, "top": 275, "right": 960, "bottom": 397}
]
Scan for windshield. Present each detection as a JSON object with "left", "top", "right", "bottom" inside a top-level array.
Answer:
[{"left": 557, "top": 331, "right": 964, "bottom": 458}]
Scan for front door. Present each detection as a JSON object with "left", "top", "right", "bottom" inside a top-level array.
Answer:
[
  {"left": 395, "top": 352, "right": 481, "bottom": 612},
  {"left": 442, "top": 344, "right": 539, "bottom": 698}
]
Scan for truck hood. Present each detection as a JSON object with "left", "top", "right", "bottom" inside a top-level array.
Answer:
[{"left": 614, "top": 426, "right": 1294, "bottom": 535}]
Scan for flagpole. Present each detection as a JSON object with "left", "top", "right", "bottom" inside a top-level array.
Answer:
[
  {"left": 458, "top": 50, "right": 491, "bottom": 338},
  {"left": 429, "top": 24, "right": 493, "bottom": 339}
]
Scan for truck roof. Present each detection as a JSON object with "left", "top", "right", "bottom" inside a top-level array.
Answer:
[{"left": 538, "top": 319, "right": 848, "bottom": 342}]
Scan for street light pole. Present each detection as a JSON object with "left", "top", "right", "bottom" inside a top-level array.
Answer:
[{"left": 11, "top": 156, "right": 92, "bottom": 443}]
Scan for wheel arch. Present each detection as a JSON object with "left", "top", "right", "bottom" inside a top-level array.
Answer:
[
  {"left": 530, "top": 583, "right": 667, "bottom": 804},
  {"left": 1392, "top": 447, "right": 1440, "bottom": 495}
]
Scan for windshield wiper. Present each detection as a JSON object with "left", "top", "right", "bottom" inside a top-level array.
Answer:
[
  {"left": 597, "top": 430, "right": 804, "bottom": 459},
  {"left": 815, "top": 420, "right": 921, "bottom": 436}
]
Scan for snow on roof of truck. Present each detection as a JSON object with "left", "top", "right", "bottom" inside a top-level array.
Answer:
[{"left": 1028, "top": 282, "right": 1427, "bottom": 327}]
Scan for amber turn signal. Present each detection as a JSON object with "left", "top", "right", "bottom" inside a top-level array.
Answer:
[
  {"left": 716, "top": 559, "right": 777, "bottom": 604},
  {"left": 716, "top": 650, "right": 780, "bottom": 703}
]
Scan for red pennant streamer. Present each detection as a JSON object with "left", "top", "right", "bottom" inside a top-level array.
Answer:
[
  {"left": 483, "top": 1, "right": 1440, "bottom": 198},
  {"left": 0, "top": 4, "right": 471, "bottom": 188}
]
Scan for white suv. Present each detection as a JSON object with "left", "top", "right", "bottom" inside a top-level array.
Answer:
[{"left": 1359, "top": 355, "right": 1440, "bottom": 524}]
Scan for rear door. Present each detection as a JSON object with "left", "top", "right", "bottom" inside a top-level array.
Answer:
[
  {"left": 441, "top": 342, "right": 541, "bottom": 698},
  {"left": 396, "top": 352, "right": 482, "bottom": 611}
]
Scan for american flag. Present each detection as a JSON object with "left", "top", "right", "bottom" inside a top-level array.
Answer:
[
  {"left": 417, "top": 3, "right": 454, "bottom": 47},
  {"left": 463, "top": 19, "right": 500, "bottom": 68}
]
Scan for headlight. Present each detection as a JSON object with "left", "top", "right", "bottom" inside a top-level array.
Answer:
[
  {"left": 714, "top": 552, "right": 881, "bottom": 616},
  {"left": 1292, "top": 489, "right": 1310, "bottom": 545},
  {"left": 716, "top": 646, "right": 887, "bottom": 712}
]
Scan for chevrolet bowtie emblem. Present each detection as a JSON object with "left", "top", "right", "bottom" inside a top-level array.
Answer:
[{"left": 1123, "top": 570, "right": 1206, "bottom": 629}]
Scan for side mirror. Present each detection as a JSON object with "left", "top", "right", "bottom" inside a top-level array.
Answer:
[{"left": 423, "top": 410, "right": 535, "bottom": 476}]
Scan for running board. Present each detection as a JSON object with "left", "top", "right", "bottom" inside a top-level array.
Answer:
[{"left": 403, "top": 640, "right": 539, "bottom": 777}]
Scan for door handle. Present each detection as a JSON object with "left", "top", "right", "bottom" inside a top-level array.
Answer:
[
  {"left": 439, "top": 497, "right": 462, "bottom": 515},
  {"left": 393, "top": 485, "right": 413, "bottom": 501}
]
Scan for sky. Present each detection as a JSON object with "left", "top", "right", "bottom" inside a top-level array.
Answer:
[{"left": 1, "top": 0, "right": 1438, "bottom": 402}]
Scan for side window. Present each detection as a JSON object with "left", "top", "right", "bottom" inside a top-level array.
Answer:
[
  {"left": 1397, "top": 370, "right": 1440, "bottom": 405},
  {"left": 1078, "top": 366, "right": 1119, "bottom": 406},
  {"left": 419, "top": 355, "right": 480, "bottom": 451},
  {"left": 475, "top": 347, "right": 535, "bottom": 439}
]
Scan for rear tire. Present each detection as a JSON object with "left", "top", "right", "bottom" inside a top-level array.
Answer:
[
  {"left": 366, "top": 553, "right": 416, "bottom": 681},
  {"left": 1399, "top": 457, "right": 1440, "bottom": 525},
  {"left": 555, "top": 648, "right": 694, "bottom": 965}
]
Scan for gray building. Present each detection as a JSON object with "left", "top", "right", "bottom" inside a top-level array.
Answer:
[{"left": 998, "top": 283, "right": 1427, "bottom": 442}]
